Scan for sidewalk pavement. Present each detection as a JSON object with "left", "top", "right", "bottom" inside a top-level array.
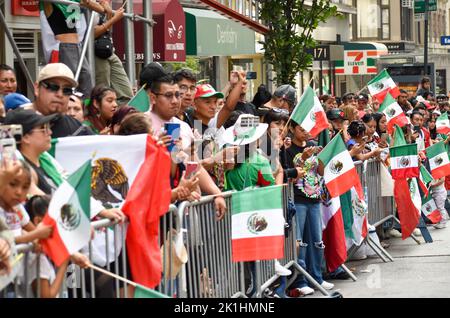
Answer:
[{"left": 324, "top": 225, "right": 450, "bottom": 298}]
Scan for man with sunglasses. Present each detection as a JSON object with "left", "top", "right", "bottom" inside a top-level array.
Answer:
[{"left": 32, "top": 63, "right": 93, "bottom": 138}]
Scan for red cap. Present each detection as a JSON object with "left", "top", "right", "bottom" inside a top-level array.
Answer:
[{"left": 194, "top": 84, "right": 224, "bottom": 99}]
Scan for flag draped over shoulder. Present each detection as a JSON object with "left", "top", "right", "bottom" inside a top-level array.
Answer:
[
  {"left": 231, "top": 185, "right": 285, "bottom": 262},
  {"left": 322, "top": 196, "right": 347, "bottom": 272},
  {"left": 41, "top": 160, "right": 92, "bottom": 266},
  {"left": 290, "top": 86, "right": 329, "bottom": 138},
  {"left": 426, "top": 141, "right": 450, "bottom": 179},
  {"left": 367, "top": 69, "right": 400, "bottom": 103},
  {"left": 318, "top": 134, "right": 363, "bottom": 199}
]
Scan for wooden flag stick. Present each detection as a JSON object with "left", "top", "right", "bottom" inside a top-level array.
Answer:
[{"left": 88, "top": 263, "right": 137, "bottom": 287}]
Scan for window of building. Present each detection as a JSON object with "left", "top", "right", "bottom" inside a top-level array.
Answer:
[
  {"left": 401, "top": 5, "right": 413, "bottom": 41},
  {"left": 381, "top": 7, "right": 390, "bottom": 40},
  {"left": 356, "top": 0, "right": 380, "bottom": 39}
]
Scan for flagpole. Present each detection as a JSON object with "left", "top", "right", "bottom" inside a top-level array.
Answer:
[
  {"left": 88, "top": 263, "right": 138, "bottom": 288},
  {"left": 280, "top": 78, "right": 316, "bottom": 138}
]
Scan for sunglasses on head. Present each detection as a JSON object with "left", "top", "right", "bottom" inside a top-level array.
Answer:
[{"left": 41, "top": 81, "right": 74, "bottom": 96}]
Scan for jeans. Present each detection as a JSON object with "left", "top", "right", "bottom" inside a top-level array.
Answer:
[
  {"left": 95, "top": 53, "right": 133, "bottom": 104},
  {"left": 293, "top": 201, "right": 324, "bottom": 288}
]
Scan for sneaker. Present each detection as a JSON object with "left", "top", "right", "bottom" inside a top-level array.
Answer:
[
  {"left": 320, "top": 281, "right": 335, "bottom": 290},
  {"left": 388, "top": 228, "right": 402, "bottom": 238},
  {"left": 349, "top": 253, "right": 367, "bottom": 261},
  {"left": 287, "top": 287, "right": 314, "bottom": 297},
  {"left": 413, "top": 228, "right": 422, "bottom": 236},
  {"left": 433, "top": 221, "right": 447, "bottom": 229},
  {"left": 275, "top": 260, "right": 292, "bottom": 276}
]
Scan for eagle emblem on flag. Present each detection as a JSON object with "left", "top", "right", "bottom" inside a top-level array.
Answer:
[
  {"left": 399, "top": 157, "right": 410, "bottom": 167},
  {"left": 247, "top": 213, "right": 268, "bottom": 234},
  {"left": 59, "top": 203, "right": 81, "bottom": 231},
  {"left": 91, "top": 158, "right": 129, "bottom": 207},
  {"left": 434, "top": 156, "right": 443, "bottom": 166},
  {"left": 330, "top": 160, "right": 343, "bottom": 174}
]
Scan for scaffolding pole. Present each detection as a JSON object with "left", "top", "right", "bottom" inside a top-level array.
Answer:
[
  {"left": 143, "top": 0, "right": 153, "bottom": 65},
  {"left": 0, "top": 7, "right": 35, "bottom": 95},
  {"left": 75, "top": 11, "right": 97, "bottom": 82},
  {"left": 124, "top": 0, "right": 136, "bottom": 85}
]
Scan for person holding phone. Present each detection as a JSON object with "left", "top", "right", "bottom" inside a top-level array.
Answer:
[
  {"left": 346, "top": 121, "right": 382, "bottom": 161},
  {"left": 410, "top": 111, "right": 427, "bottom": 151}
]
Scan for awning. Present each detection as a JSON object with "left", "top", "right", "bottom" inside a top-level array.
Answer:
[
  {"left": 113, "top": 0, "right": 186, "bottom": 62},
  {"left": 335, "top": 42, "right": 388, "bottom": 75},
  {"left": 184, "top": 8, "right": 255, "bottom": 56}
]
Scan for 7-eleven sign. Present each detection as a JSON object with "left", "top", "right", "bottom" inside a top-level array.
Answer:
[{"left": 335, "top": 50, "right": 378, "bottom": 75}]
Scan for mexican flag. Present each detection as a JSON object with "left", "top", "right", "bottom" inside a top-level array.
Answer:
[
  {"left": 418, "top": 165, "right": 433, "bottom": 197},
  {"left": 393, "top": 124, "right": 407, "bottom": 147},
  {"left": 436, "top": 112, "right": 450, "bottom": 135},
  {"left": 367, "top": 69, "right": 400, "bottom": 103},
  {"left": 389, "top": 143, "right": 419, "bottom": 179},
  {"left": 322, "top": 196, "right": 347, "bottom": 272},
  {"left": 51, "top": 134, "right": 172, "bottom": 288},
  {"left": 134, "top": 284, "right": 170, "bottom": 298},
  {"left": 394, "top": 178, "right": 421, "bottom": 240},
  {"left": 290, "top": 86, "right": 328, "bottom": 138},
  {"left": 350, "top": 186, "right": 368, "bottom": 246},
  {"left": 421, "top": 194, "right": 442, "bottom": 224},
  {"left": 379, "top": 92, "right": 408, "bottom": 134},
  {"left": 231, "top": 186, "right": 285, "bottom": 262},
  {"left": 318, "top": 134, "right": 363, "bottom": 199},
  {"left": 41, "top": 160, "right": 92, "bottom": 266},
  {"left": 426, "top": 141, "right": 450, "bottom": 179},
  {"left": 128, "top": 85, "right": 150, "bottom": 112}
]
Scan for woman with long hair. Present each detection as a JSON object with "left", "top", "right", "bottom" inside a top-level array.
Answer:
[{"left": 84, "top": 85, "right": 118, "bottom": 134}]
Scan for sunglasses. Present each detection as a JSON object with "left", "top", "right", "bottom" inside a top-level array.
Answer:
[
  {"left": 271, "top": 107, "right": 289, "bottom": 115},
  {"left": 41, "top": 81, "right": 74, "bottom": 96},
  {"left": 153, "top": 91, "right": 181, "bottom": 100}
]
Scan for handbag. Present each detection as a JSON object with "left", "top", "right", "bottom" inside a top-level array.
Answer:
[{"left": 94, "top": 15, "right": 113, "bottom": 59}]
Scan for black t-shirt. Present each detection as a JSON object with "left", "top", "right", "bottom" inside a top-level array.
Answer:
[
  {"left": 235, "top": 101, "right": 256, "bottom": 115},
  {"left": 280, "top": 140, "right": 320, "bottom": 203},
  {"left": 51, "top": 114, "right": 94, "bottom": 138},
  {"left": 24, "top": 157, "right": 58, "bottom": 195}
]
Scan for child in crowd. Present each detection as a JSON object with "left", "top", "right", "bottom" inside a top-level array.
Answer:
[
  {"left": 0, "top": 160, "right": 52, "bottom": 244},
  {"left": 24, "top": 195, "right": 69, "bottom": 298}
]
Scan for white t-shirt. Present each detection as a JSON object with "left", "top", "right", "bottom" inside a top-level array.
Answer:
[{"left": 0, "top": 205, "right": 30, "bottom": 237}]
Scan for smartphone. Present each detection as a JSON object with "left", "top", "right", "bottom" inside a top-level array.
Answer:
[
  {"left": 246, "top": 71, "right": 257, "bottom": 80},
  {"left": 0, "top": 138, "right": 18, "bottom": 162},
  {"left": 0, "top": 125, "right": 23, "bottom": 143},
  {"left": 164, "top": 122, "right": 181, "bottom": 152},
  {"left": 185, "top": 161, "right": 199, "bottom": 179},
  {"left": 413, "top": 126, "right": 421, "bottom": 133}
]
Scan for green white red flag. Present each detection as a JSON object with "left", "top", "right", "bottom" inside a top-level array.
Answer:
[
  {"left": 231, "top": 185, "right": 285, "bottom": 262},
  {"left": 421, "top": 194, "right": 442, "bottom": 224},
  {"left": 389, "top": 143, "right": 419, "bottom": 179},
  {"left": 378, "top": 92, "right": 408, "bottom": 134},
  {"left": 318, "top": 134, "right": 364, "bottom": 199},
  {"left": 322, "top": 196, "right": 346, "bottom": 272},
  {"left": 418, "top": 165, "right": 433, "bottom": 197},
  {"left": 426, "top": 141, "right": 450, "bottom": 179},
  {"left": 290, "top": 86, "right": 329, "bottom": 138},
  {"left": 367, "top": 69, "right": 400, "bottom": 103},
  {"left": 41, "top": 160, "right": 92, "bottom": 266},
  {"left": 436, "top": 112, "right": 450, "bottom": 135}
]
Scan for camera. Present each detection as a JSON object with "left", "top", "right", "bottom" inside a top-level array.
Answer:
[
  {"left": 0, "top": 125, "right": 23, "bottom": 143},
  {"left": 246, "top": 71, "right": 257, "bottom": 80}
]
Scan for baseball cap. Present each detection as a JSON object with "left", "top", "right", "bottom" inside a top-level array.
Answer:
[
  {"left": 194, "top": 84, "right": 224, "bottom": 99},
  {"left": 273, "top": 84, "right": 297, "bottom": 106},
  {"left": 4, "top": 93, "right": 32, "bottom": 112},
  {"left": 326, "top": 108, "right": 345, "bottom": 121},
  {"left": 139, "top": 62, "right": 167, "bottom": 88},
  {"left": 37, "top": 63, "right": 77, "bottom": 88},
  {"left": 358, "top": 94, "right": 368, "bottom": 101},
  {"left": 4, "top": 108, "right": 57, "bottom": 135},
  {"left": 436, "top": 94, "right": 448, "bottom": 103}
]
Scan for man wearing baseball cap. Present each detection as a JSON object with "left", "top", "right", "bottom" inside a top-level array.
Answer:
[
  {"left": 193, "top": 80, "right": 245, "bottom": 134},
  {"left": 32, "top": 63, "right": 93, "bottom": 138},
  {"left": 264, "top": 84, "right": 297, "bottom": 111}
]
